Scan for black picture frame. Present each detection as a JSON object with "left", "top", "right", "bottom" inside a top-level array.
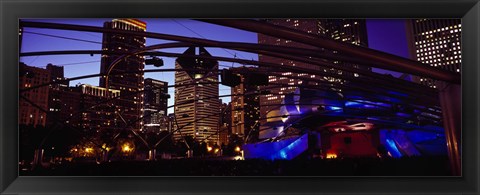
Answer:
[{"left": 1, "top": 0, "right": 479, "bottom": 194}]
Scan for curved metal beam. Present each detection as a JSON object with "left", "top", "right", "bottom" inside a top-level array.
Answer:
[
  {"left": 21, "top": 47, "right": 438, "bottom": 98},
  {"left": 198, "top": 19, "right": 461, "bottom": 84},
  {"left": 20, "top": 22, "right": 437, "bottom": 96},
  {"left": 21, "top": 21, "right": 460, "bottom": 84}
]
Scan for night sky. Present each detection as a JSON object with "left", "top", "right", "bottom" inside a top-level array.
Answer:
[{"left": 20, "top": 19, "right": 412, "bottom": 114}]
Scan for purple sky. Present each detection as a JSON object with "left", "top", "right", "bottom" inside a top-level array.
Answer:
[
  {"left": 20, "top": 19, "right": 411, "bottom": 114},
  {"left": 366, "top": 19, "right": 411, "bottom": 77}
]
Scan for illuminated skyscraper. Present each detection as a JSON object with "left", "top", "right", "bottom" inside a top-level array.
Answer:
[
  {"left": 174, "top": 47, "right": 220, "bottom": 142},
  {"left": 143, "top": 78, "right": 169, "bottom": 132},
  {"left": 258, "top": 19, "right": 369, "bottom": 126},
  {"left": 99, "top": 19, "right": 146, "bottom": 131},
  {"left": 406, "top": 19, "right": 461, "bottom": 88},
  {"left": 319, "top": 19, "right": 370, "bottom": 77},
  {"left": 230, "top": 67, "right": 261, "bottom": 141}
]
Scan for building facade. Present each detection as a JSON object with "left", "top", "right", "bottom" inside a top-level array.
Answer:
[
  {"left": 99, "top": 19, "right": 147, "bottom": 132},
  {"left": 258, "top": 19, "right": 369, "bottom": 128},
  {"left": 174, "top": 47, "right": 220, "bottom": 143},
  {"left": 19, "top": 63, "right": 50, "bottom": 127},
  {"left": 406, "top": 19, "right": 462, "bottom": 88},
  {"left": 219, "top": 102, "right": 231, "bottom": 146},
  {"left": 230, "top": 67, "right": 261, "bottom": 141},
  {"left": 46, "top": 63, "right": 70, "bottom": 127},
  {"left": 76, "top": 84, "right": 121, "bottom": 133},
  {"left": 143, "top": 78, "right": 169, "bottom": 133},
  {"left": 47, "top": 87, "right": 81, "bottom": 128}
]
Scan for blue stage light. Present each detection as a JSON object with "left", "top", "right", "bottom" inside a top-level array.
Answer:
[{"left": 386, "top": 139, "right": 403, "bottom": 158}]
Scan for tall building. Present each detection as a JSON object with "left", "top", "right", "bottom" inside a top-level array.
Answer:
[
  {"left": 47, "top": 86, "right": 81, "bottom": 127},
  {"left": 19, "top": 63, "right": 50, "bottom": 127},
  {"left": 46, "top": 63, "right": 69, "bottom": 88},
  {"left": 75, "top": 84, "right": 121, "bottom": 133},
  {"left": 219, "top": 102, "right": 231, "bottom": 145},
  {"left": 143, "top": 78, "right": 169, "bottom": 132},
  {"left": 167, "top": 113, "right": 176, "bottom": 133},
  {"left": 318, "top": 19, "right": 368, "bottom": 47},
  {"left": 46, "top": 63, "right": 70, "bottom": 127},
  {"left": 318, "top": 19, "right": 370, "bottom": 78},
  {"left": 174, "top": 47, "right": 220, "bottom": 142},
  {"left": 99, "top": 19, "right": 146, "bottom": 131},
  {"left": 406, "top": 19, "right": 462, "bottom": 88},
  {"left": 258, "top": 19, "right": 369, "bottom": 126},
  {"left": 20, "top": 62, "right": 122, "bottom": 133},
  {"left": 230, "top": 67, "right": 261, "bottom": 141}
]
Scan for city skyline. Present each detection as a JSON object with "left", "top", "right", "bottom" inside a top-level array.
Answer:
[
  {"left": 18, "top": 18, "right": 461, "bottom": 176},
  {"left": 20, "top": 18, "right": 412, "bottom": 114}
]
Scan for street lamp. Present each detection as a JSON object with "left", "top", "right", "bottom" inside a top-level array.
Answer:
[
  {"left": 120, "top": 141, "right": 134, "bottom": 156},
  {"left": 122, "top": 145, "right": 132, "bottom": 153},
  {"left": 235, "top": 146, "right": 241, "bottom": 152}
]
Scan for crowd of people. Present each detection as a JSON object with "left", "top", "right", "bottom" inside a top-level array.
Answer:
[{"left": 23, "top": 156, "right": 451, "bottom": 176}]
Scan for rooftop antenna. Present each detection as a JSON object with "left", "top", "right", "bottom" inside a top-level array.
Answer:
[{"left": 231, "top": 53, "right": 236, "bottom": 68}]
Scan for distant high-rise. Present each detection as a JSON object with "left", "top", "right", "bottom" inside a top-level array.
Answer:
[
  {"left": 318, "top": 19, "right": 368, "bottom": 47},
  {"left": 219, "top": 102, "right": 231, "bottom": 145},
  {"left": 230, "top": 67, "right": 261, "bottom": 140},
  {"left": 143, "top": 78, "right": 169, "bottom": 132},
  {"left": 99, "top": 19, "right": 146, "bottom": 131},
  {"left": 406, "top": 19, "right": 461, "bottom": 88},
  {"left": 258, "top": 19, "right": 369, "bottom": 126},
  {"left": 46, "top": 63, "right": 68, "bottom": 89},
  {"left": 174, "top": 47, "right": 220, "bottom": 142}
]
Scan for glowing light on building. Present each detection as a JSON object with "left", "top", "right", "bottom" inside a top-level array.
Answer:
[{"left": 326, "top": 153, "right": 337, "bottom": 159}]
